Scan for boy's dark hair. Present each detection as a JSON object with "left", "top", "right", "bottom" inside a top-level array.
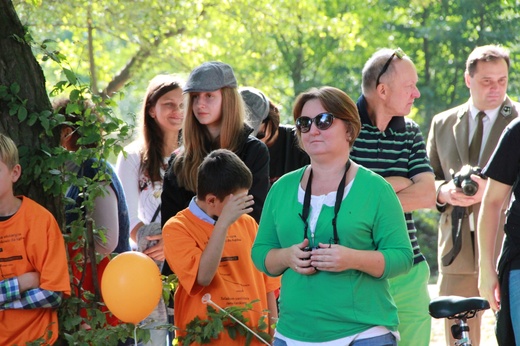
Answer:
[{"left": 197, "top": 149, "right": 252, "bottom": 201}]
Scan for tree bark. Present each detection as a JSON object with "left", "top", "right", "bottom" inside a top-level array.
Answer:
[{"left": 0, "top": 0, "right": 63, "bottom": 224}]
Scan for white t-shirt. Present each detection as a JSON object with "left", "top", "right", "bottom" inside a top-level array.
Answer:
[{"left": 115, "top": 141, "right": 167, "bottom": 231}]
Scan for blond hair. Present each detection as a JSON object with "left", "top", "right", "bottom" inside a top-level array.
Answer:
[{"left": 0, "top": 133, "right": 19, "bottom": 169}]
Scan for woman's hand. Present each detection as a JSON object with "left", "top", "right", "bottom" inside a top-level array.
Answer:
[
  {"left": 310, "top": 243, "right": 385, "bottom": 277},
  {"left": 292, "top": 239, "right": 316, "bottom": 275},
  {"left": 265, "top": 238, "right": 316, "bottom": 276},
  {"left": 309, "top": 243, "right": 348, "bottom": 272}
]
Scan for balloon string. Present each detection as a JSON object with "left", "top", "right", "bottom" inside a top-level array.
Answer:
[
  {"left": 202, "top": 295, "right": 270, "bottom": 345},
  {"left": 134, "top": 324, "right": 138, "bottom": 346}
]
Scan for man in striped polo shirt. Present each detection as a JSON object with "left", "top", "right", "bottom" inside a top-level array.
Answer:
[{"left": 351, "top": 48, "right": 435, "bottom": 346}]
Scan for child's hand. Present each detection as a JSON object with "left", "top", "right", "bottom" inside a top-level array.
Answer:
[
  {"left": 143, "top": 235, "right": 165, "bottom": 262},
  {"left": 217, "top": 192, "right": 254, "bottom": 228}
]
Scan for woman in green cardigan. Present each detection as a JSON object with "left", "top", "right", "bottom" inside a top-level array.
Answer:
[{"left": 252, "top": 86, "right": 413, "bottom": 346}]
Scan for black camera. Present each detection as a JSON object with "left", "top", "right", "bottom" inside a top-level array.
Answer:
[
  {"left": 451, "top": 165, "right": 486, "bottom": 196},
  {"left": 302, "top": 246, "right": 318, "bottom": 252}
]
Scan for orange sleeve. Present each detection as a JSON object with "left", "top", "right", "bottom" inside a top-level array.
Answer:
[
  {"left": 27, "top": 200, "right": 71, "bottom": 296},
  {"left": 163, "top": 211, "right": 205, "bottom": 296}
]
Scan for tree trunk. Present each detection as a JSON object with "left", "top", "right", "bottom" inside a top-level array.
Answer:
[{"left": 0, "top": 0, "right": 63, "bottom": 225}]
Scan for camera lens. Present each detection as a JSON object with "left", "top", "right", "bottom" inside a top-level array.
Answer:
[{"left": 461, "top": 180, "right": 478, "bottom": 196}]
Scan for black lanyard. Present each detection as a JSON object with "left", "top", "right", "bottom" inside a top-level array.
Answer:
[{"left": 299, "top": 160, "right": 351, "bottom": 246}]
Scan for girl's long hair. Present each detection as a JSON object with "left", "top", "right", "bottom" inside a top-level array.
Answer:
[
  {"left": 174, "top": 87, "right": 245, "bottom": 192},
  {"left": 140, "top": 75, "right": 183, "bottom": 183}
]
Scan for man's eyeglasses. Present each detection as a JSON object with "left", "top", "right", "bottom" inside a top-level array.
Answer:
[
  {"left": 375, "top": 48, "right": 406, "bottom": 87},
  {"left": 295, "top": 112, "right": 336, "bottom": 133}
]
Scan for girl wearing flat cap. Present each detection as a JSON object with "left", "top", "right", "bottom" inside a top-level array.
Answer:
[
  {"left": 160, "top": 61, "right": 272, "bottom": 343},
  {"left": 161, "top": 61, "right": 269, "bottom": 224}
]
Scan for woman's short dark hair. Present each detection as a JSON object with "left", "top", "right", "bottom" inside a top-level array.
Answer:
[{"left": 292, "top": 86, "right": 361, "bottom": 146}]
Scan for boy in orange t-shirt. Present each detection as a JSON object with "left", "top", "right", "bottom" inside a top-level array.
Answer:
[
  {"left": 163, "top": 149, "right": 279, "bottom": 345},
  {"left": 0, "top": 133, "right": 71, "bottom": 345}
]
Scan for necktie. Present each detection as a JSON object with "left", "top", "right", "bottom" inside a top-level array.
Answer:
[{"left": 469, "top": 111, "right": 485, "bottom": 166}]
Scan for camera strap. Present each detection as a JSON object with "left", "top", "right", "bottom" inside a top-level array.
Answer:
[
  {"left": 299, "top": 160, "right": 351, "bottom": 246},
  {"left": 441, "top": 206, "right": 466, "bottom": 266}
]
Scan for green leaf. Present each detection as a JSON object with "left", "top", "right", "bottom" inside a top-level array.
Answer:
[
  {"left": 70, "top": 89, "right": 81, "bottom": 102},
  {"left": 9, "top": 103, "right": 18, "bottom": 116},
  {"left": 40, "top": 117, "right": 50, "bottom": 132},
  {"left": 0, "top": 85, "right": 8, "bottom": 99},
  {"left": 228, "top": 327, "right": 237, "bottom": 340},
  {"left": 63, "top": 68, "right": 77, "bottom": 85},
  {"left": 10, "top": 83, "right": 20, "bottom": 94},
  {"left": 17, "top": 106, "right": 28, "bottom": 122}
]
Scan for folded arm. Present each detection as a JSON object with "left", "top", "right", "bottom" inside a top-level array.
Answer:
[
  {"left": 1, "top": 276, "right": 63, "bottom": 310},
  {"left": 386, "top": 172, "right": 436, "bottom": 212}
]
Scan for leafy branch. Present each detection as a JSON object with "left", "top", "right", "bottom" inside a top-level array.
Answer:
[{"left": 179, "top": 300, "right": 272, "bottom": 346}]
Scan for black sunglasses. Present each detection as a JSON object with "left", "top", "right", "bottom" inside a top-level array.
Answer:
[
  {"left": 295, "top": 113, "right": 335, "bottom": 133},
  {"left": 375, "top": 48, "right": 406, "bottom": 87}
]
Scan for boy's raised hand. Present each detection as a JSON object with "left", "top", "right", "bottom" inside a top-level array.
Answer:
[{"left": 217, "top": 192, "right": 254, "bottom": 228}]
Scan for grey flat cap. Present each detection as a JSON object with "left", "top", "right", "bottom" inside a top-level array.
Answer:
[
  {"left": 240, "top": 87, "right": 270, "bottom": 135},
  {"left": 183, "top": 61, "right": 237, "bottom": 93}
]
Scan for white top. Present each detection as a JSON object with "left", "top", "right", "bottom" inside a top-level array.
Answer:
[
  {"left": 275, "top": 326, "right": 398, "bottom": 345},
  {"left": 297, "top": 180, "right": 354, "bottom": 235},
  {"left": 115, "top": 141, "right": 167, "bottom": 231}
]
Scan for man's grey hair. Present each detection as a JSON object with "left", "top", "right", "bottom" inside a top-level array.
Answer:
[{"left": 361, "top": 48, "right": 412, "bottom": 95}]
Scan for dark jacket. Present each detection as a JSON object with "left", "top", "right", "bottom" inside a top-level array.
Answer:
[
  {"left": 161, "top": 125, "right": 269, "bottom": 227},
  {"left": 268, "top": 125, "right": 309, "bottom": 185},
  {"left": 496, "top": 226, "right": 519, "bottom": 346}
]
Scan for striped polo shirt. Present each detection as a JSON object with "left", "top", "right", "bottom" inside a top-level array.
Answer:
[{"left": 351, "top": 95, "right": 433, "bottom": 265}]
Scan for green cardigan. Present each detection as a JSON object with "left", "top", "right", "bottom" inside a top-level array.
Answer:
[{"left": 252, "top": 165, "right": 413, "bottom": 343}]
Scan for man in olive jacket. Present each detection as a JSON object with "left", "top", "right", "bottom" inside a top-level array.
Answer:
[{"left": 426, "top": 44, "right": 519, "bottom": 346}]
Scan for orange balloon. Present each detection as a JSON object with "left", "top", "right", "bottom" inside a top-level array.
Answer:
[{"left": 101, "top": 251, "right": 162, "bottom": 324}]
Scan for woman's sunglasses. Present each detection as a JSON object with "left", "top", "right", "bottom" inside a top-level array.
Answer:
[{"left": 295, "top": 112, "right": 336, "bottom": 133}]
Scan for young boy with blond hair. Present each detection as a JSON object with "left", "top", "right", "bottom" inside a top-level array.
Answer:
[{"left": 0, "top": 133, "right": 70, "bottom": 345}]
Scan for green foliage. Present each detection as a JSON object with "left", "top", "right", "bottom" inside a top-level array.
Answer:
[
  {"left": 2, "top": 34, "right": 161, "bottom": 343},
  {"left": 162, "top": 274, "right": 179, "bottom": 307},
  {"left": 14, "top": 0, "right": 520, "bottom": 130},
  {"left": 48, "top": 87, "right": 139, "bottom": 344},
  {"left": 179, "top": 301, "right": 272, "bottom": 346}
]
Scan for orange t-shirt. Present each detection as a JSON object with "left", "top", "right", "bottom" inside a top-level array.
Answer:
[
  {"left": 163, "top": 209, "right": 280, "bottom": 345},
  {"left": 0, "top": 196, "right": 71, "bottom": 345}
]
